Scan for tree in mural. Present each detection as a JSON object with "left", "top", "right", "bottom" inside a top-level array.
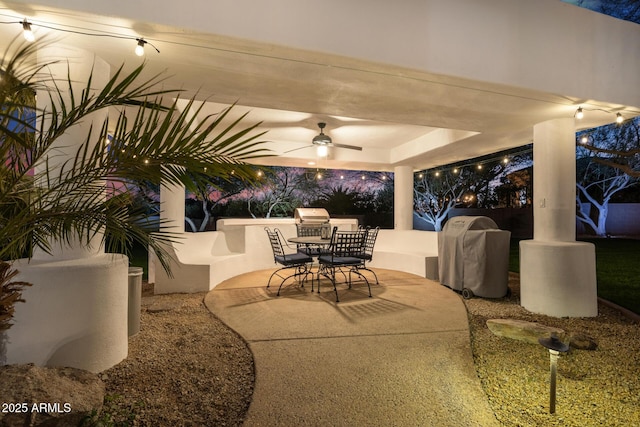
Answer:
[
  {"left": 185, "top": 168, "right": 261, "bottom": 231},
  {"left": 414, "top": 168, "right": 467, "bottom": 231},
  {"left": 414, "top": 146, "right": 533, "bottom": 231},
  {"left": 576, "top": 118, "right": 640, "bottom": 236},
  {"left": 247, "top": 166, "right": 303, "bottom": 218}
]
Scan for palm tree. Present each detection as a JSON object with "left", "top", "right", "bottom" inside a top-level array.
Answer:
[{"left": 0, "top": 38, "right": 269, "bottom": 328}]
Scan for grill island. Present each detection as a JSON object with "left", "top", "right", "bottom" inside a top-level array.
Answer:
[
  {"left": 294, "top": 207, "right": 331, "bottom": 239},
  {"left": 438, "top": 216, "right": 511, "bottom": 299}
]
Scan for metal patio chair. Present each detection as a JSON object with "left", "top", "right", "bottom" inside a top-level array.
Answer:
[
  {"left": 265, "top": 227, "right": 313, "bottom": 296},
  {"left": 317, "top": 227, "right": 371, "bottom": 302},
  {"left": 295, "top": 223, "right": 325, "bottom": 256},
  {"left": 355, "top": 226, "right": 380, "bottom": 284}
]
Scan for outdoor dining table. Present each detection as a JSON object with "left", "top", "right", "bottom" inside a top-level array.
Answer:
[
  {"left": 287, "top": 235, "right": 332, "bottom": 259},
  {"left": 287, "top": 236, "right": 332, "bottom": 246}
]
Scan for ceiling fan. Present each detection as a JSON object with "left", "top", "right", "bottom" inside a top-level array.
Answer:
[{"left": 311, "top": 122, "right": 362, "bottom": 151}]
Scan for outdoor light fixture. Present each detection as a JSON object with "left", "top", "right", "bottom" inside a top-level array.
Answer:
[
  {"left": 539, "top": 335, "right": 570, "bottom": 414},
  {"left": 575, "top": 106, "right": 626, "bottom": 125},
  {"left": 316, "top": 144, "right": 328, "bottom": 157},
  {"left": 22, "top": 19, "right": 34, "bottom": 42},
  {"left": 135, "top": 38, "right": 147, "bottom": 56}
]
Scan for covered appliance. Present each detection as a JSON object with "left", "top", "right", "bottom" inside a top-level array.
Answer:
[{"left": 438, "top": 216, "right": 511, "bottom": 298}]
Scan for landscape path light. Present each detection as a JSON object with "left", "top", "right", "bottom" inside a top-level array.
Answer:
[{"left": 538, "top": 334, "right": 570, "bottom": 414}]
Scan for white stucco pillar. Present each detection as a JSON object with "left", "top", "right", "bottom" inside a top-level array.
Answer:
[
  {"left": 7, "top": 45, "right": 129, "bottom": 372},
  {"left": 520, "top": 118, "right": 597, "bottom": 317},
  {"left": 394, "top": 165, "right": 414, "bottom": 230},
  {"left": 160, "top": 179, "right": 186, "bottom": 234},
  {"left": 148, "top": 179, "right": 185, "bottom": 290}
]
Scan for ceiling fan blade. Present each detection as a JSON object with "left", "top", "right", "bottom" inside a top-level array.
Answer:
[
  {"left": 282, "top": 145, "right": 313, "bottom": 154},
  {"left": 332, "top": 143, "right": 363, "bottom": 151}
]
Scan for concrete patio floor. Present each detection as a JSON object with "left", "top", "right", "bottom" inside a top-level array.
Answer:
[{"left": 205, "top": 268, "right": 499, "bottom": 426}]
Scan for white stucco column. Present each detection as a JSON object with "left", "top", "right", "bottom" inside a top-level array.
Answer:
[
  {"left": 148, "top": 179, "right": 185, "bottom": 290},
  {"left": 7, "top": 45, "right": 129, "bottom": 372},
  {"left": 394, "top": 165, "right": 414, "bottom": 230},
  {"left": 520, "top": 118, "right": 597, "bottom": 317},
  {"left": 160, "top": 180, "right": 186, "bottom": 234}
]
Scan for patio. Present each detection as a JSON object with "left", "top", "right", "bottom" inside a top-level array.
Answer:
[{"left": 205, "top": 268, "right": 499, "bottom": 426}]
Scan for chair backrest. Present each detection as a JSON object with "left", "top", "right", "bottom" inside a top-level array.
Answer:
[
  {"left": 362, "top": 226, "right": 380, "bottom": 258},
  {"left": 265, "top": 227, "right": 286, "bottom": 259},
  {"left": 331, "top": 228, "right": 367, "bottom": 257}
]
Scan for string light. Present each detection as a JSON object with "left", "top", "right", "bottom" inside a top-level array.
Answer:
[
  {"left": 135, "top": 38, "right": 146, "bottom": 56},
  {"left": 22, "top": 19, "right": 34, "bottom": 42},
  {"left": 575, "top": 106, "right": 626, "bottom": 125},
  {"left": 414, "top": 146, "right": 533, "bottom": 183},
  {"left": 2, "top": 18, "right": 160, "bottom": 55}
]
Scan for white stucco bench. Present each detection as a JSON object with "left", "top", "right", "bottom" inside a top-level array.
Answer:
[
  {"left": 368, "top": 229, "right": 439, "bottom": 280},
  {"left": 149, "top": 218, "right": 358, "bottom": 293}
]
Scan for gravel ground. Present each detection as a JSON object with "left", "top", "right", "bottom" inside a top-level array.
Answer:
[
  {"left": 464, "top": 273, "right": 640, "bottom": 427},
  {"left": 101, "top": 284, "right": 254, "bottom": 426},
  {"left": 101, "top": 276, "right": 640, "bottom": 426}
]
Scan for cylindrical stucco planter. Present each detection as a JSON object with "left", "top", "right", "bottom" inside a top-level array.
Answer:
[
  {"left": 6, "top": 254, "right": 129, "bottom": 373},
  {"left": 128, "top": 267, "right": 144, "bottom": 337}
]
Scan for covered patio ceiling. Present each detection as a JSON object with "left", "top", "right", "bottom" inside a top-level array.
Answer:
[{"left": 0, "top": 1, "right": 637, "bottom": 172}]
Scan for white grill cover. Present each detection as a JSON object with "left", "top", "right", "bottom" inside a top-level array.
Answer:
[{"left": 438, "top": 216, "right": 511, "bottom": 298}]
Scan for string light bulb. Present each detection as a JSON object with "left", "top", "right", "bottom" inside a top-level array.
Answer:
[
  {"left": 135, "top": 38, "right": 147, "bottom": 56},
  {"left": 575, "top": 107, "right": 584, "bottom": 120},
  {"left": 22, "top": 19, "right": 34, "bottom": 42},
  {"left": 616, "top": 112, "right": 624, "bottom": 124},
  {"left": 580, "top": 135, "right": 589, "bottom": 144}
]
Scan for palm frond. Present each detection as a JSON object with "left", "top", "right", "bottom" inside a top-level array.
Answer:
[{"left": 0, "top": 38, "right": 271, "bottom": 274}]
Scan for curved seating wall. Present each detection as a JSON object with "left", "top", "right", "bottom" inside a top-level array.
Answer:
[{"left": 150, "top": 218, "right": 358, "bottom": 294}]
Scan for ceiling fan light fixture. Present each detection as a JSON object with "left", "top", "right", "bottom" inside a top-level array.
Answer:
[
  {"left": 316, "top": 145, "right": 328, "bottom": 157},
  {"left": 312, "top": 134, "right": 331, "bottom": 145},
  {"left": 312, "top": 122, "right": 332, "bottom": 146}
]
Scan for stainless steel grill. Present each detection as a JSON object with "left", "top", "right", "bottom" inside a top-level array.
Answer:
[{"left": 294, "top": 208, "right": 330, "bottom": 224}]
